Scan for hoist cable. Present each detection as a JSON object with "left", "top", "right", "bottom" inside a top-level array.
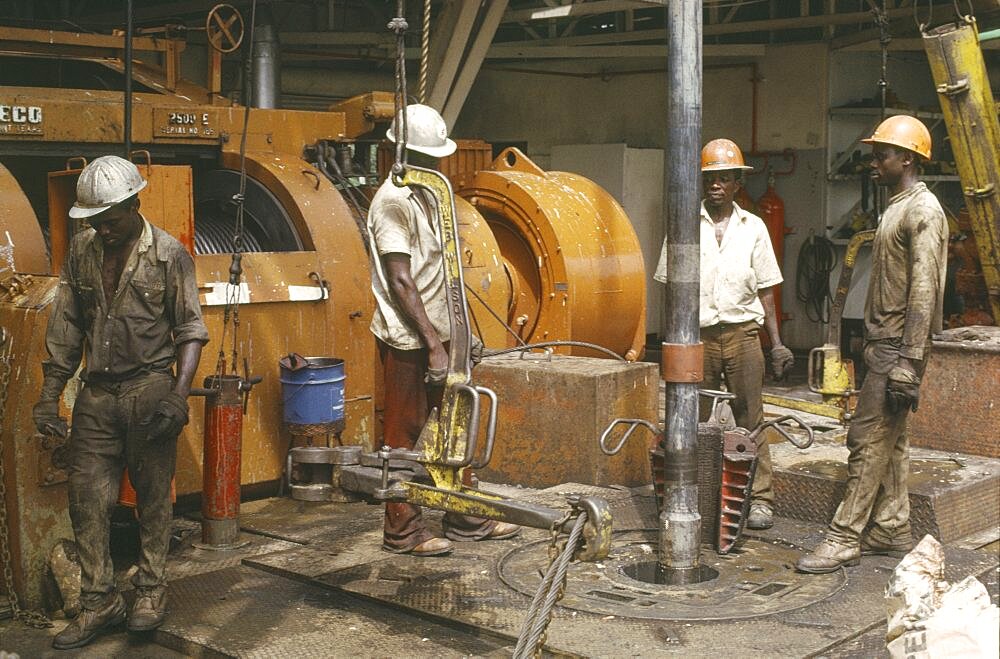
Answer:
[
  {"left": 418, "top": 0, "right": 431, "bottom": 103},
  {"left": 216, "top": 0, "right": 257, "bottom": 378},
  {"left": 389, "top": 0, "right": 409, "bottom": 176}
]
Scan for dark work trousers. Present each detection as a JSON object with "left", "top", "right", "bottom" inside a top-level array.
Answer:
[
  {"left": 378, "top": 340, "right": 496, "bottom": 551},
  {"left": 827, "top": 338, "right": 925, "bottom": 546},
  {"left": 699, "top": 321, "right": 773, "bottom": 507},
  {"left": 67, "top": 371, "right": 177, "bottom": 610}
]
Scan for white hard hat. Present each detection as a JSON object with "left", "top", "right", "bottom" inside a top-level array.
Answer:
[
  {"left": 386, "top": 104, "right": 457, "bottom": 158},
  {"left": 69, "top": 155, "right": 148, "bottom": 219}
]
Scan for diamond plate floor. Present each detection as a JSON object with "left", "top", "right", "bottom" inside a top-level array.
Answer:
[
  {"left": 236, "top": 486, "right": 996, "bottom": 658},
  {"left": 6, "top": 485, "right": 995, "bottom": 658}
]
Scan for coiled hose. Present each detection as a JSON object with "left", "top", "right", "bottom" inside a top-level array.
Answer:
[{"left": 796, "top": 234, "right": 837, "bottom": 324}]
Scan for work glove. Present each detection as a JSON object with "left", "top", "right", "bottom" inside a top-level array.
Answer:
[
  {"left": 32, "top": 398, "right": 68, "bottom": 439},
  {"left": 470, "top": 334, "right": 484, "bottom": 367},
  {"left": 145, "top": 392, "right": 189, "bottom": 442},
  {"left": 886, "top": 365, "right": 921, "bottom": 414},
  {"left": 770, "top": 345, "right": 795, "bottom": 381}
]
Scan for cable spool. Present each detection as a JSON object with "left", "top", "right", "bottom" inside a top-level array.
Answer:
[{"left": 455, "top": 148, "right": 646, "bottom": 360}]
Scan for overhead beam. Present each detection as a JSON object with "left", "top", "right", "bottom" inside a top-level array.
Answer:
[
  {"left": 486, "top": 43, "right": 765, "bottom": 59},
  {"left": 428, "top": 0, "right": 480, "bottom": 111},
  {"left": 702, "top": 6, "right": 912, "bottom": 35},
  {"left": 503, "top": 1, "right": 665, "bottom": 24},
  {"left": 280, "top": 32, "right": 392, "bottom": 46},
  {"left": 442, "top": 0, "right": 509, "bottom": 130}
]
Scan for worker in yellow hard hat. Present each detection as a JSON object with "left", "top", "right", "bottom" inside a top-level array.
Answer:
[
  {"left": 654, "top": 138, "right": 794, "bottom": 531},
  {"left": 797, "top": 115, "right": 947, "bottom": 574}
]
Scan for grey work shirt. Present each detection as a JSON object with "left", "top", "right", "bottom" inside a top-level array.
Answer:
[
  {"left": 43, "top": 218, "right": 209, "bottom": 385},
  {"left": 864, "top": 182, "right": 947, "bottom": 361}
]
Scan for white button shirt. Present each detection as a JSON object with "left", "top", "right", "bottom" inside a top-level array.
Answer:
[{"left": 654, "top": 201, "right": 782, "bottom": 328}]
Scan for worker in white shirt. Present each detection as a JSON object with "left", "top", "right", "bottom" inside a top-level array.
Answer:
[{"left": 655, "top": 138, "right": 794, "bottom": 530}]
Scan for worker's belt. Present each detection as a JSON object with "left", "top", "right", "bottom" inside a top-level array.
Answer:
[
  {"left": 701, "top": 321, "right": 759, "bottom": 332},
  {"left": 84, "top": 368, "right": 173, "bottom": 393}
]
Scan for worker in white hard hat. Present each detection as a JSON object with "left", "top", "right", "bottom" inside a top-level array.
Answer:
[
  {"left": 797, "top": 116, "right": 947, "bottom": 574},
  {"left": 368, "top": 104, "right": 518, "bottom": 556},
  {"left": 34, "top": 155, "right": 208, "bottom": 648},
  {"left": 654, "top": 138, "right": 794, "bottom": 532}
]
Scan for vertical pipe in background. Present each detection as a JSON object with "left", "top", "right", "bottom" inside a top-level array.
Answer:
[
  {"left": 250, "top": 4, "right": 281, "bottom": 109},
  {"left": 124, "top": 0, "right": 133, "bottom": 156},
  {"left": 659, "top": 0, "right": 703, "bottom": 584}
]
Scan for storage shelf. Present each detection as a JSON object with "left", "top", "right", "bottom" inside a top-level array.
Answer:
[
  {"left": 827, "top": 173, "right": 960, "bottom": 182},
  {"left": 829, "top": 106, "right": 943, "bottom": 119}
]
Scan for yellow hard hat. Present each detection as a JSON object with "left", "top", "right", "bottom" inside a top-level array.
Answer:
[
  {"left": 701, "top": 138, "right": 753, "bottom": 172},
  {"left": 861, "top": 115, "right": 932, "bottom": 160}
]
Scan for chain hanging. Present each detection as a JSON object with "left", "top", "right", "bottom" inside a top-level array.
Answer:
[
  {"left": 389, "top": 0, "right": 409, "bottom": 177},
  {"left": 0, "top": 329, "right": 53, "bottom": 628},
  {"left": 216, "top": 0, "right": 258, "bottom": 379}
]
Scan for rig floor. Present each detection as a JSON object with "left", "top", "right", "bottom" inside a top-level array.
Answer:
[{"left": 0, "top": 480, "right": 997, "bottom": 658}]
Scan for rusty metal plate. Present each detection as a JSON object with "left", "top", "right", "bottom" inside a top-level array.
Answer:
[
  {"left": 908, "top": 327, "right": 1000, "bottom": 458},
  {"left": 158, "top": 565, "right": 512, "bottom": 658}
]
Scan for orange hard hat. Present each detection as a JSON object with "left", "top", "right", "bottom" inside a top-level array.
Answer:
[
  {"left": 701, "top": 138, "right": 753, "bottom": 172},
  {"left": 861, "top": 115, "right": 932, "bottom": 160}
]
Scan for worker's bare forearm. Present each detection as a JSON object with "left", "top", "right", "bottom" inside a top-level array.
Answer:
[
  {"left": 173, "top": 340, "right": 204, "bottom": 398},
  {"left": 388, "top": 275, "right": 443, "bottom": 351},
  {"left": 759, "top": 287, "right": 785, "bottom": 347}
]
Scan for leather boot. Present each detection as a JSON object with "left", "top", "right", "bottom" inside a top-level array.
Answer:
[
  {"left": 746, "top": 503, "right": 773, "bottom": 530},
  {"left": 128, "top": 588, "right": 168, "bottom": 632},
  {"left": 861, "top": 534, "right": 913, "bottom": 559},
  {"left": 795, "top": 540, "right": 860, "bottom": 574},
  {"left": 52, "top": 592, "right": 125, "bottom": 650}
]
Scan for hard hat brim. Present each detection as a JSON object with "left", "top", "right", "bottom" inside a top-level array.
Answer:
[
  {"left": 701, "top": 164, "right": 754, "bottom": 172},
  {"left": 69, "top": 203, "right": 113, "bottom": 219},
  {"left": 68, "top": 178, "right": 147, "bottom": 219},
  {"left": 860, "top": 136, "right": 931, "bottom": 159},
  {"left": 386, "top": 132, "right": 457, "bottom": 158}
]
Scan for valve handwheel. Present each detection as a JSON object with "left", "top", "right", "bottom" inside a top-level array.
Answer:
[{"left": 206, "top": 3, "right": 244, "bottom": 54}]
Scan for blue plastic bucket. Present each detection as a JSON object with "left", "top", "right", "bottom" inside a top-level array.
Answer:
[{"left": 279, "top": 357, "right": 345, "bottom": 425}]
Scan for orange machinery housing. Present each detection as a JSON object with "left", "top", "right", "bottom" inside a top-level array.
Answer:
[{"left": 0, "top": 28, "right": 646, "bottom": 606}]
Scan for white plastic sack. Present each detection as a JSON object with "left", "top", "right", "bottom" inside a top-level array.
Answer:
[{"left": 886, "top": 535, "right": 999, "bottom": 658}]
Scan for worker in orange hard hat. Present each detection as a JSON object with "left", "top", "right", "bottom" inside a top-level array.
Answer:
[
  {"left": 655, "top": 137, "right": 794, "bottom": 532},
  {"left": 797, "top": 115, "right": 947, "bottom": 574}
]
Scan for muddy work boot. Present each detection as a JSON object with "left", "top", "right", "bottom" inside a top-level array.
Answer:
[
  {"left": 52, "top": 592, "right": 126, "bottom": 650},
  {"left": 795, "top": 540, "right": 860, "bottom": 574},
  {"left": 128, "top": 587, "right": 168, "bottom": 632},
  {"left": 861, "top": 534, "right": 913, "bottom": 559},
  {"left": 746, "top": 503, "right": 773, "bottom": 530}
]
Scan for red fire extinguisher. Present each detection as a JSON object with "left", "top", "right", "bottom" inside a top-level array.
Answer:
[{"left": 756, "top": 169, "right": 791, "bottom": 345}]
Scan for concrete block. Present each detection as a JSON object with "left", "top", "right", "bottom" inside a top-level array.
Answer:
[{"left": 472, "top": 354, "right": 657, "bottom": 488}]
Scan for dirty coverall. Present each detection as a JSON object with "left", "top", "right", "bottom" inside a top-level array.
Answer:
[
  {"left": 367, "top": 178, "right": 498, "bottom": 551},
  {"left": 826, "top": 182, "right": 947, "bottom": 546},
  {"left": 655, "top": 201, "right": 784, "bottom": 508},
  {"left": 41, "top": 220, "right": 208, "bottom": 611}
]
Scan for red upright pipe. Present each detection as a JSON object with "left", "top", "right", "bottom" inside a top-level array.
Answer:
[{"left": 198, "top": 374, "right": 248, "bottom": 549}]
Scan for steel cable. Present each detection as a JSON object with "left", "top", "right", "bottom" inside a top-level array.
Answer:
[
  {"left": 795, "top": 234, "right": 837, "bottom": 324},
  {"left": 512, "top": 512, "right": 588, "bottom": 659},
  {"left": 418, "top": 0, "right": 430, "bottom": 103}
]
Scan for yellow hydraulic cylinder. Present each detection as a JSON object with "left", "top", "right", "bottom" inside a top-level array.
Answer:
[{"left": 923, "top": 18, "right": 1000, "bottom": 322}]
